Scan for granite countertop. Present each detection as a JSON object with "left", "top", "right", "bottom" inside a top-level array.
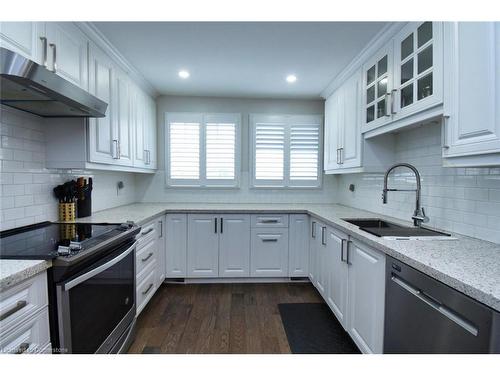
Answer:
[
  {"left": 0, "top": 259, "right": 52, "bottom": 292},
  {"left": 77, "top": 202, "right": 500, "bottom": 311}
]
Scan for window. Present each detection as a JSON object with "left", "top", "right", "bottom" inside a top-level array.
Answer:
[
  {"left": 165, "top": 113, "right": 241, "bottom": 187},
  {"left": 250, "top": 114, "right": 322, "bottom": 188}
]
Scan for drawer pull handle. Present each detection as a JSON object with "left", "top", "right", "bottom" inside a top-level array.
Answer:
[
  {"left": 16, "top": 343, "right": 30, "bottom": 354},
  {"left": 261, "top": 219, "right": 279, "bottom": 224},
  {"left": 141, "top": 252, "right": 153, "bottom": 262},
  {"left": 142, "top": 283, "right": 154, "bottom": 295},
  {"left": 141, "top": 227, "right": 154, "bottom": 236},
  {"left": 0, "top": 300, "right": 27, "bottom": 321},
  {"left": 262, "top": 238, "right": 278, "bottom": 242}
]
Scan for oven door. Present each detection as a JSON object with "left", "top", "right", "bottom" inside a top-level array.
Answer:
[{"left": 56, "top": 240, "right": 137, "bottom": 353}]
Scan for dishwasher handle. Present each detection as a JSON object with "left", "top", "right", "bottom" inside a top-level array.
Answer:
[{"left": 391, "top": 274, "right": 479, "bottom": 337}]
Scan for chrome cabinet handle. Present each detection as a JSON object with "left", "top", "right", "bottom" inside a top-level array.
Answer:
[
  {"left": 39, "top": 37, "right": 48, "bottom": 67},
  {"left": 390, "top": 89, "right": 397, "bottom": 114},
  {"left": 159, "top": 220, "right": 163, "bottom": 238},
  {"left": 385, "top": 92, "right": 391, "bottom": 117},
  {"left": 16, "top": 343, "right": 30, "bottom": 354},
  {"left": 346, "top": 240, "right": 352, "bottom": 265},
  {"left": 49, "top": 43, "right": 57, "bottom": 72},
  {"left": 261, "top": 219, "right": 279, "bottom": 224},
  {"left": 262, "top": 238, "right": 278, "bottom": 242},
  {"left": 339, "top": 148, "right": 344, "bottom": 165},
  {"left": 311, "top": 221, "right": 316, "bottom": 238},
  {"left": 142, "top": 283, "right": 153, "bottom": 295},
  {"left": 340, "top": 239, "right": 346, "bottom": 262},
  {"left": 0, "top": 300, "right": 27, "bottom": 321},
  {"left": 112, "top": 140, "right": 119, "bottom": 159},
  {"left": 141, "top": 252, "right": 153, "bottom": 262},
  {"left": 220, "top": 217, "right": 223, "bottom": 233},
  {"left": 214, "top": 218, "right": 218, "bottom": 234},
  {"left": 336, "top": 148, "right": 340, "bottom": 164},
  {"left": 321, "top": 226, "right": 326, "bottom": 245},
  {"left": 141, "top": 227, "right": 154, "bottom": 236},
  {"left": 442, "top": 115, "right": 450, "bottom": 150},
  {"left": 117, "top": 140, "right": 121, "bottom": 159}
]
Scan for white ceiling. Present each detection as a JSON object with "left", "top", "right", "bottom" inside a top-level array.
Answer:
[{"left": 93, "top": 22, "right": 387, "bottom": 99}]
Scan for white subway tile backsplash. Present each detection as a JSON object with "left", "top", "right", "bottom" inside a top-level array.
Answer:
[
  {"left": 0, "top": 106, "right": 138, "bottom": 230},
  {"left": 337, "top": 125, "right": 500, "bottom": 244}
]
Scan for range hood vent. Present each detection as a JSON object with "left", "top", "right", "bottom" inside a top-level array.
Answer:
[{"left": 0, "top": 47, "right": 107, "bottom": 118}]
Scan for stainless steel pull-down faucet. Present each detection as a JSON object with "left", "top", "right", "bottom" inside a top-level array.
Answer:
[{"left": 382, "top": 163, "right": 429, "bottom": 227}]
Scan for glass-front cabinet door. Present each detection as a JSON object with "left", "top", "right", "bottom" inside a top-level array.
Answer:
[
  {"left": 392, "top": 22, "right": 443, "bottom": 120},
  {"left": 362, "top": 42, "right": 393, "bottom": 132}
]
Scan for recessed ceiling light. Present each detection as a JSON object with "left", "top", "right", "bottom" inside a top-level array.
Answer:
[
  {"left": 286, "top": 74, "right": 297, "bottom": 83},
  {"left": 178, "top": 70, "right": 190, "bottom": 79}
]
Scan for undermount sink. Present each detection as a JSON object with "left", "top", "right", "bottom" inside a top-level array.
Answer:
[{"left": 342, "top": 218, "right": 453, "bottom": 240}]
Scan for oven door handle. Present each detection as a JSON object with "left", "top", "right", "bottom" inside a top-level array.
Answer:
[{"left": 62, "top": 241, "right": 137, "bottom": 291}]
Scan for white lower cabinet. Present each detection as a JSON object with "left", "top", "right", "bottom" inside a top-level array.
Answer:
[
  {"left": 288, "top": 214, "right": 309, "bottom": 277},
  {"left": 165, "top": 214, "right": 187, "bottom": 277},
  {"left": 0, "top": 272, "right": 51, "bottom": 354},
  {"left": 219, "top": 215, "right": 251, "bottom": 277},
  {"left": 346, "top": 239, "right": 386, "bottom": 354},
  {"left": 156, "top": 216, "right": 166, "bottom": 285},
  {"left": 187, "top": 214, "right": 220, "bottom": 277},
  {"left": 310, "top": 225, "right": 386, "bottom": 354},
  {"left": 325, "top": 227, "right": 349, "bottom": 329},
  {"left": 308, "top": 220, "right": 319, "bottom": 283},
  {"left": 250, "top": 228, "right": 289, "bottom": 277}
]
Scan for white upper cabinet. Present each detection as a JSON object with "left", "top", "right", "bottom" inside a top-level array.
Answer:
[
  {"left": 361, "top": 22, "right": 444, "bottom": 138},
  {"left": 113, "top": 69, "right": 133, "bottom": 166},
  {"left": 391, "top": 22, "right": 443, "bottom": 122},
  {"left": 0, "top": 22, "right": 89, "bottom": 90},
  {"left": 324, "top": 70, "right": 363, "bottom": 173},
  {"left": 132, "top": 87, "right": 156, "bottom": 169},
  {"left": 442, "top": 22, "right": 500, "bottom": 167},
  {"left": 88, "top": 43, "right": 116, "bottom": 164},
  {"left": 45, "top": 23, "right": 89, "bottom": 90},
  {"left": 0, "top": 22, "right": 45, "bottom": 64},
  {"left": 362, "top": 41, "right": 394, "bottom": 133}
]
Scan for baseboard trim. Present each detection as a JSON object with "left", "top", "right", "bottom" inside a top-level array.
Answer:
[{"left": 164, "top": 277, "right": 311, "bottom": 284}]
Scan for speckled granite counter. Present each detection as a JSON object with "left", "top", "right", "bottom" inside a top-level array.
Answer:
[
  {"left": 76, "top": 202, "right": 500, "bottom": 311},
  {"left": 0, "top": 259, "right": 51, "bottom": 292}
]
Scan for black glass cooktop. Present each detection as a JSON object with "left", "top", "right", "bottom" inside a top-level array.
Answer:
[{"left": 0, "top": 222, "right": 122, "bottom": 260}]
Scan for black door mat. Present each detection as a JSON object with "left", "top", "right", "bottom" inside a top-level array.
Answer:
[{"left": 278, "top": 303, "right": 360, "bottom": 354}]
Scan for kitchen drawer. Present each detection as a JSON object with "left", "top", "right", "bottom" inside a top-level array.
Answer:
[
  {"left": 0, "top": 272, "right": 48, "bottom": 334},
  {"left": 251, "top": 214, "right": 289, "bottom": 228},
  {"left": 0, "top": 308, "right": 50, "bottom": 354},
  {"left": 136, "top": 221, "right": 157, "bottom": 248},
  {"left": 250, "top": 228, "right": 289, "bottom": 277},
  {"left": 136, "top": 264, "right": 156, "bottom": 316},
  {"left": 135, "top": 239, "right": 157, "bottom": 276}
]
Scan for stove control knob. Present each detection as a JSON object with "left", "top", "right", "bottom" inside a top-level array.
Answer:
[
  {"left": 69, "top": 241, "right": 82, "bottom": 251},
  {"left": 57, "top": 246, "right": 71, "bottom": 256}
]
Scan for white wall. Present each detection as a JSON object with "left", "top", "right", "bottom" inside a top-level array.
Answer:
[
  {"left": 135, "top": 95, "right": 338, "bottom": 203},
  {"left": 337, "top": 124, "right": 500, "bottom": 244},
  {"left": 0, "top": 106, "right": 137, "bottom": 230}
]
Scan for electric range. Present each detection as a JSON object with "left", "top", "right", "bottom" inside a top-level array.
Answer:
[{"left": 0, "top": 221, "right": 141, "bottom": 354}]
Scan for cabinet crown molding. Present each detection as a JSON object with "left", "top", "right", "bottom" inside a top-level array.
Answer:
[{"left": 320, "top": 22, "right": 405, "bottom": 99}]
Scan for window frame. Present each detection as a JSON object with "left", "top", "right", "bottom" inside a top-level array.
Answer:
[
  {"left": 250, "top": 113, "right": 323, "bottom": 189},
  {"left": 165, "top": 112, "right": 241, "bottom": 188}
]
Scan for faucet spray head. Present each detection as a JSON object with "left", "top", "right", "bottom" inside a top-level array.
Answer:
[{"left": 382, "top": 189, "right": 388, "bottom": 204}]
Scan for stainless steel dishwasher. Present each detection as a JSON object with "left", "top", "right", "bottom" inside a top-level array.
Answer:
[{"left": 384, "top": 256, "right": 500, "bottom": 353}]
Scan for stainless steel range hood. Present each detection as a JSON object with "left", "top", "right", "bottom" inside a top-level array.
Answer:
[{"left": 0, "top": 47, "right": 107, "bottom": 118}]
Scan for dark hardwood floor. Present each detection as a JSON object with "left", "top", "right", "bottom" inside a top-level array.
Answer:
[{"left": 128, "top": 282, "right": 323, "bottom": 354}]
